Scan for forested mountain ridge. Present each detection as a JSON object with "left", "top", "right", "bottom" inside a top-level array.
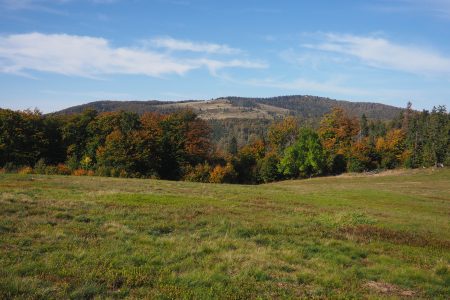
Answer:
[{"left": 54, "top": 95, "right": 403, "bottom": 121}]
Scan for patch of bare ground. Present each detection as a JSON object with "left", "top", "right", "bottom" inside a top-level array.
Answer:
[
  {"left": 339, "top": 225, "right": 450, "bottom": 249},
  {"left": 364, "top": 281, "right": 416, "bottom": 297}
]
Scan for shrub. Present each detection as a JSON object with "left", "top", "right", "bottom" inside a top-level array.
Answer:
[
  {"left": 80, "top": 156, "right": 93, "bottom": 170},
  {"left": 209, "top": 163, "right": 237, "bottom": 183},
  {"left": 44, "top": 165, "right": 58, "bottom": 175},
  {"left": 184, "top": 163, "right": 212, "bottom": 182},
  {"left": 33, "top": 159, "right": 47, "bottom": 174},
  {"left": 257, "top": 152, "right": 280, "bottom": 183},
  {"left": 56, "top": 164, "right": 71, "bottom": 175},
  {"left": 110, "top": 168, "right": 119, "bottom": 177},
  {"left": 330, "top": 154, "right": 346, "bottom": 175},
  {"left": 73, "top": 169, "right": 88, "bottom": 176},
  {"left": 18, "top": 166, "right": 33, "bottom": 174},
  {"left": 3, "top": 162, "right": 17, "bottom": 173},
  {"left": 96, "top": 166, "right": 111, "bottom": 177},
  {"left": 445, "top": 153, "right": 450, "bottom": 167},
  {"left": 347, "top": 157, "right": 366, "bottom": 173},
  {"left": 66, "top": 155, "right": 79, "bottom": 171},
  {"left": 380, "top": 152, "right": 398, "bottom": 169}
]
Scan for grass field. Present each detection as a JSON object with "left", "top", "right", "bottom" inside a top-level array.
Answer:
[{"left": 0, "top": 169, "right": 449, "bottom": 299}]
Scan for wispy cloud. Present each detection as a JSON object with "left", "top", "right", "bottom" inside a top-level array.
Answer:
[
  {"left": 0, "top": 0, "right": 118, "bottom": 13},
  {"left": 191, "top": 58, "right": 266, "bottom": 76},
  {"left": 368, "top": 0, "right": 450, "bottom": 19},
  {"left": 0, "top": 32, "right": 265, "bottom": 78},
  {"left": 149, "top": 36, "right": 242, "bottom": 55},
  {"left": 156, "top": 0, "right": 190, "bottom": 6},
  {"left": 91, "top": 0, "right": 118, "bottom": 4},
  {"left": 246, "top": 77, "right": 367, "bottom": 96},
  {"left": 279, "top": 48, "right": 348, "bottom": 70},
  {"left": 0, "top": 0, "right": 68, "bottom": 14},
  {"left": 304, "top": 33, "right": 450, "bottom": 76},
  {"left": 41, "top": 89, "right": 131, "bottom": 99}
]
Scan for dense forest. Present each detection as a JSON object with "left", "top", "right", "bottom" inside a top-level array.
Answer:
[
  {"left": 53, "top": 95, "right": 404, "bottom": 152},
  {"left": 0, "top": 103, "right": 448, "bottom": 183}
]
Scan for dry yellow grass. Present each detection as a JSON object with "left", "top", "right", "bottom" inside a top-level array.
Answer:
[{"left": 157, "top": 98, "right": 290, "bottom": 120}]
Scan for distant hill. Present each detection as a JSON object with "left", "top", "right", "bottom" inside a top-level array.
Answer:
[
  {"left": 54, "top": 95, "right": 404, "bottom": 149},
  {"left": 54, "top": 95, "right": 403, "bottom": 121}
]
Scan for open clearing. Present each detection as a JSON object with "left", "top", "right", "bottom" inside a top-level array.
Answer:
[{"left": 0, "top": 169, "right": 449, "bottom": 299}]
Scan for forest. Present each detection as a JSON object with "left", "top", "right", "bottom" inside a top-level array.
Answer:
[{"left": 0, "top": 103, "right": 448, "bottom": 184}]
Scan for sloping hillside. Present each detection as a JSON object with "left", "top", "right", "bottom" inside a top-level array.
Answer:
[
  {"left": 54, "top": 95, "right": 403, "bottom": 121},
  {"left": 1, "top": 168, "right": 449, "bottom": 298}
]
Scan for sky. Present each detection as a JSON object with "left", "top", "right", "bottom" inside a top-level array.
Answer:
[{"left": 0, "top": 0, "right": 450, "bottom": 112}]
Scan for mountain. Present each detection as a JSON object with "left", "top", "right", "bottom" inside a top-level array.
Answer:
[
  {"left": 54, "top": 95, "right": 403, "bottom": 121},
  {"left": 54, "top": 95, "right": 404, "bottom": 150}
]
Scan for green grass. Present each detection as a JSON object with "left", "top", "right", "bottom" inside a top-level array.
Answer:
[{"left": 1, "top": 168, "right": 449, "bottom": 299}]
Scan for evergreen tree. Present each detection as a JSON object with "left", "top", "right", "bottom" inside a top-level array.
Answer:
[
  {"left": 228, "top": 136, "right": 238, "bottom": 156},
  {"left": 360, "top": 113, "right": 369, "bottom": 139}
]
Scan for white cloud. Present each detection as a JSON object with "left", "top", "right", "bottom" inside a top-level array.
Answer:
[
  {"left": 305, "top": 33, "right": 450, "bottom": 76},
  {"left": 193, "top": 58, "right": 267, "bottom": 76},
  {"left": 41, "top": 89, "right": 131, "bottom": 99},
  {"left": 149, "top": 36, "right": 241, "bottom": 55},
  {"left": 0, "top": 32, "right": 265, "bottom": 78},
  {"left": 279, "top": 48, "right": 348, "bottom": 70}
]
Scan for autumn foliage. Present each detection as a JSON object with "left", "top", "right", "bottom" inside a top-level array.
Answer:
[{"left": 0, "top": 103, "right": 448, "bottom": 183}]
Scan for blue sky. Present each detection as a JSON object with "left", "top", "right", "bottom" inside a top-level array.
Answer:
[{"left": 0, "top": 0, "right": 449, "bottom": 112}]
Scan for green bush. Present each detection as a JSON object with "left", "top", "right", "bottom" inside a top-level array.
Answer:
[
  {"left": 347, "top": 157, "right": 366, "bottom": 173},
  {"left": 257, "top": 153, "right": 280, "bottom": 183},
  {"left": 33, "top": 159, "right": 47, "bottom": 174},
  {"left": 44, "top": 165, "right": 58, "bottom": 175},
  {"left": 96, "top": 166, "right": 112, "bottom": 177},
  {"left": 66, "top": 155, "right": 79, "bottom": 171}
]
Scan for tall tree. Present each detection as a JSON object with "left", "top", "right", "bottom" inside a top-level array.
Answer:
[
  {"left": 268, "top": 116, "right": 299, "bottom": 154},
  {"left": 279, "top": 128, "right": 325, "bottom": 178},
  {"left": 359, "top": 114, "right": 369, "bottom": 139},
  {"left": 318, "top": 107, "right": 359, "bottom": 173},
  {"left": 228, "top": 136, "right": 238, "bottom": 155}
]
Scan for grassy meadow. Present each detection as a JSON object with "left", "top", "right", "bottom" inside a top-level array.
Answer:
[{"left": 0, "top": 168, "right": 449, "bottom": 299}]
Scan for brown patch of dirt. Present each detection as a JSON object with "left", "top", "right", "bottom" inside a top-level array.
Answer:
[
  {"left": 339, "top": 225, "right": 450, "bottom": 249},
  {"left": 364, "top": 280, "right": 416, "bottom": 297}
]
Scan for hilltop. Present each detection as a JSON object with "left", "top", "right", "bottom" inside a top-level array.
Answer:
[{"left": 54, "top": 95, "right": 403, "bottom": 121}]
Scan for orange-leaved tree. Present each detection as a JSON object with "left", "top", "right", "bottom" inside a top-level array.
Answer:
[
  {"left": 268, "top": 116, "right": 299, "bottom": 154},
  {"left": 318, "top": 107, "right": 359, "bottom": 173},
  {"left": 375, "top": 129, "right": 407, "bottom": 169}
]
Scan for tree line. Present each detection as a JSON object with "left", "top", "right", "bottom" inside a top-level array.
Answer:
[{"left": 0, "top": 103, "right": 448, "bottom": 183}]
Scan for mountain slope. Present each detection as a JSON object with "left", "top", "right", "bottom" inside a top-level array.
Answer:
[{"left": 54, "top": 95, "right": 403, "bottom": 121}]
